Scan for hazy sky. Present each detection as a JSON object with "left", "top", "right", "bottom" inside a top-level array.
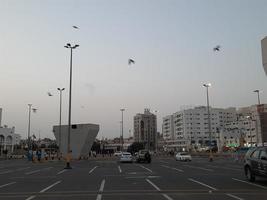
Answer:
[{"left": 1, "top": 0, "right": 267, "bottom": 139}]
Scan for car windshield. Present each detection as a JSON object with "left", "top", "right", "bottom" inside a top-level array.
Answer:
[
  {"left": 180, "top": 153, "right": 189, "bottom": 156},
  {"left": 2, "top": 1, "right": 267, "bottom": 200}
]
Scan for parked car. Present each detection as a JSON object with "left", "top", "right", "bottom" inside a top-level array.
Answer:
[
  {"left": 244, "top": 146, "right": 267, "bottom": 182},
  {"left": 175, "top": 152, "right": 192, "bottom": 161},
  {"left": 119, "top": 152, "right": 133, "bottom": 163},
  {"left": 114, "top": 151, "right": 122, "bottom": 157},
  {"left": 136, "top": 150, "right": 151, "bottom": 163}
]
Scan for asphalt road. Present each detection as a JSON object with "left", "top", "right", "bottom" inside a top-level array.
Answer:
[{"left": 0, "top": 156, "right": 266, "bottom": 200}]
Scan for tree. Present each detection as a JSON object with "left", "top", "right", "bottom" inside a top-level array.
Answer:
[{"left": 128, "top": 142, "right": 144, "bottom": 154}]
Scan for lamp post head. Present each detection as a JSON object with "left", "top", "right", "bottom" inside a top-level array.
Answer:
[
  {"left": 203, "top": 83, "right": 211, "bottom": 88},
  {"left": 74, "top": 44, "right": 79, "bottom": 48},
  {"left": 254, "top": 90, "right": 260, "bottom": 93},
  {"left": 120, "top": 108, "right": 125, "bottom": 112}
]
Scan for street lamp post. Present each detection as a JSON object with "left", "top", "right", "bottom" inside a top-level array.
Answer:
[
  {"left": 57, "top": 88, "right": 65, "bottom": 159},
  {"left": 254, "top": 90, "right": 261, "bottom": 105},
  {"left": 203, "top": 83, "right": 213, "bottom": 162},
  {"left": 64, "top": 43, "right": 79, "bottom": 169},
  {"left": 120, "top": 108, "right": 125, "bottom": 151},
  {"left": 27, "top": 104, "right": 37, "bottom": 161},
  {"left": 253, "top": 90, "right": 261, "bottom": 146},
  {"left": 27, "top": 104, "right": 32, "bottom": 160}
]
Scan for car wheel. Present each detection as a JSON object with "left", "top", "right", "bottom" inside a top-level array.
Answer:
[{"left": 245, "top": 166, "right": 255, "bottom": 182}]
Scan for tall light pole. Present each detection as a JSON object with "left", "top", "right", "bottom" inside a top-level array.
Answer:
[
  {"left": 27, "top": 104, "right": 37, "bottom": 161},
  {"left": 57, "top": 88, "right": 65, "bottom": 159},
  {"left": 120, "top": 108, "right": 125, "bottom": 151},
  {"left": 253, "top": 90, "right": 261, "bottom": 105},
  {"left": 27, "top": 104, "right": 32, "bottom": 160},
  {"left": 64, "top": 43, "right": 79, "bottom": 169},
  {"left": 253, "top": 90, "right": 261, "bottom": 146},
  {"left": 203, "top": 83, "right": 213, "bottom": 161}
]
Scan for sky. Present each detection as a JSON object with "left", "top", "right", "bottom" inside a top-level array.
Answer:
[{"left": 1, "top": 0, "right": 267, "bottom": 139}]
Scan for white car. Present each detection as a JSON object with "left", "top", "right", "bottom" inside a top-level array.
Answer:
[
  {"left": 119, "top": 152, "right": 133, "bottom": 163},
  {"left": 114, "top": 151, "right": 122, "bottom": 157},
  {"left": 175, "top": 152, "right": 192, "bottom": 161}
]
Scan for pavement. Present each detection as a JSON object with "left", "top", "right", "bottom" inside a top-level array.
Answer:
[{"left": 0, "top": 157, "right": 266, "bottom": 200}]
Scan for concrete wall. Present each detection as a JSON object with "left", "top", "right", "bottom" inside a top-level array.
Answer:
[{"left": 53, "top": 123, "right": 99, "bottom": 159}]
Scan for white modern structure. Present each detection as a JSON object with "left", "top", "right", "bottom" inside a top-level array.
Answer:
[
  {"left": 53, "top": 123, "right": 99, "bottom": 159},
  {"left": 0, "top": 108, "right": 21, "bottom": 155}
]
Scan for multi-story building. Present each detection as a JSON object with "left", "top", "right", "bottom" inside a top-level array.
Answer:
[
  {"left": 134, "top": 108, "right": 157, "bottom": 150},
  {"left": 162, "top": 115, "right": 174, "bottom": 140},
  {"left": 162, "top": 106, "right": 237, "bottom": 151}
]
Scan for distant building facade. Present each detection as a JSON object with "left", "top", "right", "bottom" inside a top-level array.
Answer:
[
  {"left": 162, "top": 106, "right": 237, "bottom": 151},
  {"left": 0, "top": 109, "right": 21, "bottom": 155},
  {"left": 134, "top": 109, "right": 157, "bottom": 150}
]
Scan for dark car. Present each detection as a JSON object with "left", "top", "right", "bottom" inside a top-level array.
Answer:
[
  {"left": 244, "top": 146, "right": 267, "bottom": 182},
  {"left": 136, "top": 150, "right": 151, "bottom": 163}
]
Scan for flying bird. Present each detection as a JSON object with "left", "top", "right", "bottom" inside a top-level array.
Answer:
[
  {"left": 73, "top": 26, "right": 79, "bottom": 29},
  {"left": 128, "top": 59, "right": 135, "bottom": 65},
  {"left": 47, "top": 92, "right": 53, "bottom": 96},
  {"left": 213, "top": 45, "right": 221, "bottom": 51}
]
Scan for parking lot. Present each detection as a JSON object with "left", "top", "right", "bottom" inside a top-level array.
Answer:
[{"left": 0, "top": 156, "right": 266, "bottom": 200}]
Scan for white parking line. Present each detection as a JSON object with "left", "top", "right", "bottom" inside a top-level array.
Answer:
[
  {"left": 232, "top": 178, "right": 267, "bottom": 189},
  {"left": 16, "top": 167, "right": 31, "bottom": 171},
  {"left": 184, "top": 165, "right": 213, "bottom": 172},
  {"left": 206, "top": 165, "right": 241, "bottom": 171},
  {"left": 96, "top": 179, "right": 105, "bottom": 200},
  {"left": 118, "top": 165, "right": 122, "bottom": 173},
  {"left": 40, "top": 180, "right": 61, "bottom": 193},
  {"left": 89, "top": 166, "right": 98, "bottom": 174},
  {"left": 24, "top": 181, "right": 62, "bottom": 200},
  {"left": 0, "top": 182, "right": 16, "bottom": 189},
  {"left": 0, "top": 170, "right": 13, "bottom": 175},
  {"left": 25, "top": 170, "right": 40, "bottom": 175},
  {"left": 188, "top": 178, "right": 217, "bottom": 191},
  {"left": 57, "top": 169, "right": 67, "bottom": 175},
  {"left": 159, "top": 160, "right": 169, "bottom": 164},
  {"left": 226, "top": 193, "right": 244, "bottom": 200},
  {"left": 139, "top": 165, "right": 153, "bottom": 173},
  {"left": 146, "top": 179, "right": 173, "bottom": 200},
  {"left": 161, "top": 165, "right": 184, "bottom": 172},
  {"left": 25, "top": 195, "right": 36, "bottom": 200}
]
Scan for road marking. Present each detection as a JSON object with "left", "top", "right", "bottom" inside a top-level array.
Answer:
[
  {"left": 118, "top": 165, "right": 122, "bottom": 173},
  {"left": 39, "top": 180, "right": 61, "bottom": 193},
  {"left": 184, "top": 165, "right": 213, "bottom": 172},
  {"left": 161, "top": 165, "right": 184, "bottom": 172},
  {"left": 206, "top": 165, "right": 241, "bottom": 171},
  {"left": 125, "top": 175, "right": 160, "bottom": 179},
  {"left": 96, "top": 179, "right": 105, "bottom": 200},
  {"left": 226, "top": 193, "right": 244, "bottom": 200},
  {"left": 160, "top": 160, "right": 169, "bottom": 164},
  {"left": 25, "top": 170, "right": 40, "bottom": 175},
  {"left": 89, "top": 166, "right": 98, "bottom": 174},
  {"left": 139, "top": 165, "right": 153, "bottom": 173},
  {"left": 0, "top": 182, "right": 16, "bottom": 188},
  {"left": 146, "top": 179, "right": 161, "bottom": 191},
  {"left": 16, "top": 167, "right": 31, "bottom": 171},
  {"left": 232, "top": 178, "right": 267, "bottom": 189},
  {"left": 0, "top": 170, "right": 13, "bottom": 174},
  {"left": 188, "top": 178, "right": 217, "bottom": 191},
  {"left": 99, "top": 179, "right": 105, "bottom": 192},
  {"left": 25, "top": 196, "right": 36, "bottom": 200},
  {"left": 57, "top": 169, "right": 67, "bottom": 175},
  {"left": 146, "top": 179, "right": 173, "bottom": 200}
]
